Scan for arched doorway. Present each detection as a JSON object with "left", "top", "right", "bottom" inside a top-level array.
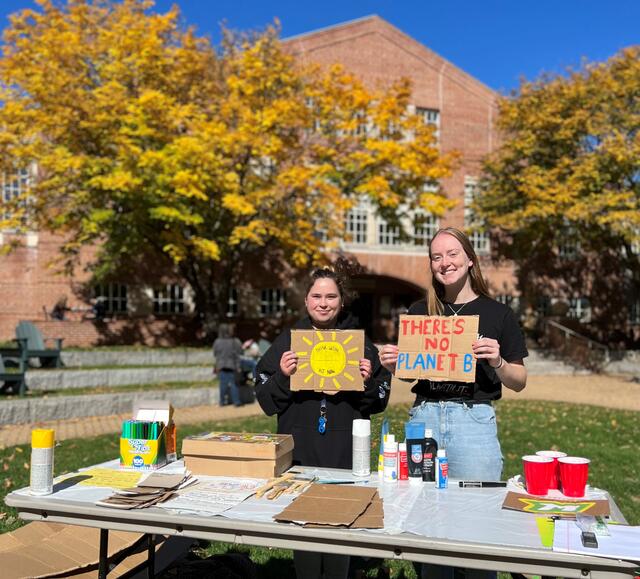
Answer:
[{"left": 348, "top": 275, "right": 424, "bottom": 343}]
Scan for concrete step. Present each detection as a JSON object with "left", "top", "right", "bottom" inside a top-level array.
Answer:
[
  {"left": 60, "top": 349, "right": 211, "bottom": 368},
  {"left": 0, "top": 386, "right": 225, "bottom": 425},
  {"left": 26, "top": 366, "right": 213, "bottom": 391}
]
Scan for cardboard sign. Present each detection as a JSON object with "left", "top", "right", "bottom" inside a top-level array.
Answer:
[
  {"left": 502, "top": 491, "right": 611, "bottom": 517},
  {"left": 290, "top": 329, "right": 365, "bottom": 392},
  {"left": 395, "top": 315, "right": 479, "bottom": 382}
]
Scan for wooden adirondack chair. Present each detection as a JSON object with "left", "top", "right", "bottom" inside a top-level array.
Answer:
[
  {"left": 0, "top": 352, "right": 26, "bottom": 396},
  {"left": 15, "top": 321, "right": 64, "bottom": 368}
]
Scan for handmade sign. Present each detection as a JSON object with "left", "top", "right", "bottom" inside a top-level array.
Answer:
[
  {"left": 290, "top": 329, "right": 365, "bottom": 392},
  {"left": 502, "top": 491, "right": 610, "bottom": 517},
  {"left": 395, "top": 315, "right": 479, "bottom": 382}
]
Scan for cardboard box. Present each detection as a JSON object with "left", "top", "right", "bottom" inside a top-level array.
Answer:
[
  {"left": 182, "top": 432, "right": 294, "bottom": 478},
  {"left": 120, "top": 400, "right": 175, "bottom": 470}
]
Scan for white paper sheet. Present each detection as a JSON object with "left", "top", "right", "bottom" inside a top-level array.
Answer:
[{"left": 553, "top": 519, "right": 640, "bottom": 562}]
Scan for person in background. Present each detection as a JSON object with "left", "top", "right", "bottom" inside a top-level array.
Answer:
[
  {"left": 255, "top": 267, "right": 391, "bottom": 579},
  {"left": 50, "top": 295, "right": 69, "bottom": 321},
  {"left": 379, "top": 227, "right": 527, "bottom": 579},
  {"left": 213, "top": 323, "right": 244, "bottom": 407}
]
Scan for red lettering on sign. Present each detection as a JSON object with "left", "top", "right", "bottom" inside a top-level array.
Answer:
[
  {"left": 454, "top": 318, "right": 465, "bottom": 335},
  {"left": 424, "top": 337, "right": 438, "bottom": 350},
  {"left": 436, "top": 354, "right": 445, "bottom": 371},
  {"left": 448, "top": 353, "right": 458, "bottom": 370}
]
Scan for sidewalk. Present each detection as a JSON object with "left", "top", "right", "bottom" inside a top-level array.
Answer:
[{"left": 1, "top": 374, "right": 638, "bottom": 448}]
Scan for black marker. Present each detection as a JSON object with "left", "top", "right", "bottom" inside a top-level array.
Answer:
[{"left": 458, "top": 481, "right": 507, "bottom": 488}]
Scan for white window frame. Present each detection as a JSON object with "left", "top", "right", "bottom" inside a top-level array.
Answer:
[
  {"left": 377, "top": 218, "right": 402, "bottom": 246},
  {"left": 345, "top": 205, "right": 369, "bottom": 244},
  {"left": 227, "top": 288, "right": 238, "bottom": 317},
  {"left": 153, "top": 283, "right": 185, "bottom": 315},
  {"left": 630, "top": 300, "right": 640, "bottom": 325},
  {"left": 567, "top": 297, "right": 591, "bottom": 323},
  {"left": 95, "top": 283, "right": 128, "bottom": 314},
  {"left": 260, "top": 289, "right": 287, "bottom": 317},
  {"left": 415, "top": 106, "right": 440, "bottom": 141},
  {"left": 413, "top": 212, "right": 438, "bottom": 247},
  {"left": 2, "top": 167, "right": 31, "bottom": 223},
  {"left": 464, "top": 176, "right": 490, "bottom": 255}
]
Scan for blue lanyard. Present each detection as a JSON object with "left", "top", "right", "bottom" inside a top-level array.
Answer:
[{"left": 318, "top": 397, "right": 327, "bottom": 434}]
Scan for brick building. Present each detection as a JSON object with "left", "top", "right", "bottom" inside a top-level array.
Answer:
[{"left": 0, "top": 15, "right": 520, "bottom": 346}]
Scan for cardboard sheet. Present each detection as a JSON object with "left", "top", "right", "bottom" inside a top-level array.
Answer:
[
  {"left": 502, "top": 491, "right": 611, "bottom": 517},
  {"left": 396, "top": 315, "right": 479, "bottom": 382},
  {"left": 290, "top": 329, "right": 365, "bottom": 392},
  {"left": 274, "top": 484, "right": 383, "bottom": 528},
  {"left": 0, "top": 522, "right": 143, "bottom": 579}
]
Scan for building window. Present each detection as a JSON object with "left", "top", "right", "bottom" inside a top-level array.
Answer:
[
  {"left": 378, "top": 219, "right": 402, "bottom": 246},
  {"left": 496, "top": 294, "right": 520, "bottom": 312},
  {"left": 630, "top": 300, "right": 640, "bottom": 325},
  {"left": 536, "top": 296, "right": 551, "bottom": 317},
  {"left": 345, "top": 206, "right": 368, "bottom": 244},
  {"left": 415, "top": 107, "right": 440, "bottom": 140},
  {"left": 261, "top": 289, "right": 287, "bottom": 317},
  {"left": 94, "top": 283, "right": 128, "bottom": 314},
  {"left": 2, "top": 168, "right": 30, "bottom": 221},
  {"left": 558, "top": 241, "right": 579, "bottom": 259},
  {"left": 464, "top": 177, "right": 490, "bottom": 255},
  {"left": 413, "top": 213, "right": 438, "bottom": 246},
  {"left": 227, "top": 288, "right": 238, "bottom": 317},
  {"left": 567, "top": 297, "right": 591, "bottom": 323},
  {"left": 153, "top": 284, "right": 185, "bottom": 314}
]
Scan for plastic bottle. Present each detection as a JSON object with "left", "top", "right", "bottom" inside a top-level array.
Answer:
[
  {"left": 398, "top": 442, "right": 409, "bottom": 480},
  {"left": 383, "top": 434, "right": 398, "bottom": 482},
  {"left": 422, "top": 428, "right": 438, "bottom": 482},
  {"left": 352, "top": 419, "right": 371, "bottom": 477},
  {"left": 30, "top": 428, "right": 54, "bottom": 496},
  {"left": 435, "top": 448, "right": 449, "bottom": 489},
  {"left": 404, "top": 421, "right": 425, "bottom": 483}
]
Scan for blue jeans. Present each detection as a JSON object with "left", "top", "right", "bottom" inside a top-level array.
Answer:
[
  {"left": 410, "top": 401, "right": 502, "bottom": 579},
  {"left": 218, "top": 370, "right": 241, "bottom": 406},
  {"left": 409, "top": 401, "right": 503, "bottom": 480}
]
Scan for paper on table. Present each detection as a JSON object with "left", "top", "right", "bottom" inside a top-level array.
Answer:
[
  {"left": 57, "top": 468, "right": 143, "bottom": 489},
  {"left": 159, "top": 476, "right": 267, "bottom": 516},
  {"left": 553, "top": 519, "right": 640, "bottom": 562}
]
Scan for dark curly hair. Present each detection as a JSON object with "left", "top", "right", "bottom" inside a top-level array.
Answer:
[{"left": 305, "top": 258, "right": 359, "bottom": 305}]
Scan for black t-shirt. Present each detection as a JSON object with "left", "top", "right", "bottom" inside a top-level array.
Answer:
[{"left": 408, "top": 296, "right": 528, "bottom": 401}]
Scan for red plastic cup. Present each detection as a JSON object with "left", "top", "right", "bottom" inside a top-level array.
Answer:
[
  {"left": 536, "top": 450, "right": 567, "bottom": 490},
  {"left": 522, "top": 455, "right": 554, "bottom": 496},
  {"left": 558, "top": 457, "right": 590, "bottom": 497}
]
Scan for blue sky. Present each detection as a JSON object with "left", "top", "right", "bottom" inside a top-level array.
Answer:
[{"left": 1, "top": 0, "right": 639, "bottom": 93}]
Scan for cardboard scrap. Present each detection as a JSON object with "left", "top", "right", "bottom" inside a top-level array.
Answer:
[
  {"left": 396, "top": 314, "right": 479, "bottom": 382},
  {"left": 290, "top": 329, "right": 365, "bottom": 392},
  {"left": 0, "top": 522, "right": 143, "bottom": 579},
  {"left": 274, "top": 484, "right": 383, "bottom": 528},
  {"left": 96, "top": 472, "right": 194, "bottom": 509},
  {"left": 502, "top": 491, "right": 611, "bottom": 517}
]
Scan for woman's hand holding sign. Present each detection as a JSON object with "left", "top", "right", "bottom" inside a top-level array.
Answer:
[
  {"left": 472, "top": 336, "right": 502, "bottom": 369},
  {"left": 379, "top": 344, "right": 399, "bottom": 374},
  {"left": 280, "top": 351, "right": 299, "bottom": 377}
]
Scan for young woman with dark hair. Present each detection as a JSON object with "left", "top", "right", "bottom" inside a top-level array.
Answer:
[{"left": 255, "top": 267, "right": 391, "bottom": 579}]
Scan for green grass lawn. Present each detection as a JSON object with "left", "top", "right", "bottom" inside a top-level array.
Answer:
[{"left": 1, "top": 400, "right": 638, "bottom": 578}]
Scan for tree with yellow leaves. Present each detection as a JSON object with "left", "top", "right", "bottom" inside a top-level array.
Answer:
[
  {"left": 479, "top": 48, "right": 640, "bottom": 344},
  {"left": 0, "top": 0, "right": 456, "bottom": 330}
]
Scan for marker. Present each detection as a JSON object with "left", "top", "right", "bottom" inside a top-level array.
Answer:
[
  {"left": 458, "top": 481, "right": 507, "bottom": 488},
  {"left": 317, "top": 480, "right": 360, "bottom": 484}
]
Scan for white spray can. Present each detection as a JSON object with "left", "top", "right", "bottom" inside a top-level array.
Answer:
[
  {"left": 435, "top": 448, "right": 449, "bottom": 489},
  {"left": 352, "top": 419, "right": 371, "bottom": 477},
  {"left": 383, "top": 434, "right": 398, "bottom": 482}
]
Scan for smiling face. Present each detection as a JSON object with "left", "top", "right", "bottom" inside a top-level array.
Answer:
[
  {"left": 429, "top": 232, "right": 473, "bottom": 291},
  {"left": 304, "top": 278, "right": 342, "bottom": 328}
]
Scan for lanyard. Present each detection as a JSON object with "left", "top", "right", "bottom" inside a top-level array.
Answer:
[{"left": 318, "top": 397, "right": 327, "bottom": 434}]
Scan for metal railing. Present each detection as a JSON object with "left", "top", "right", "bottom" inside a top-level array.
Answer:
[{"left": 541, "top": 319, "right": 610, "bottom": 371}]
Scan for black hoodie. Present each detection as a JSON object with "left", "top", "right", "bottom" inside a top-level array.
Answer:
[{"left": 255, "top": 313, "right": 391, "bottom": 469}]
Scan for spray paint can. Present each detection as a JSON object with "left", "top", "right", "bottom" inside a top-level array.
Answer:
[
  {"left": 30, "top": 429, "right": 54, "bottom": 496},
  {"left": 352, "top": 419, "right": 371, "bottom": 477},
  {"left": 435, "top": 448, "right": 448, "bottom": 489}
]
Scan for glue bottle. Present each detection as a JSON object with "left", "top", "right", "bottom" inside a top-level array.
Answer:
[
  {"left": 352, "top": 419, "right": 371, "bottom": 477},
  {"left": 383, "top": 434, "right": 398, "bottom": 482},
  {"left": 30, "top": 429, "right": 54, "bottom": 495},
  {"left": 398, "top": 442, "right": 409, "bottom": 480},
  {"left": 435, "top": 448, "right": 448, "bottom": 489}
]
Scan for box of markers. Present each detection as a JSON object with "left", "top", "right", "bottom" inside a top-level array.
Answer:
[{"left": 119, "top": 400, "right": 175, "bottom": 470}]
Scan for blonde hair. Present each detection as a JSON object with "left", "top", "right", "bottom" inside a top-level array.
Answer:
[{"left": 426, "top": 227, "right": 491, "bottom": 314}]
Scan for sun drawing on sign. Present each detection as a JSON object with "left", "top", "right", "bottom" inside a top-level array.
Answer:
[{"left": 296, "top": 331, "right": 360, "bottom": 390}]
